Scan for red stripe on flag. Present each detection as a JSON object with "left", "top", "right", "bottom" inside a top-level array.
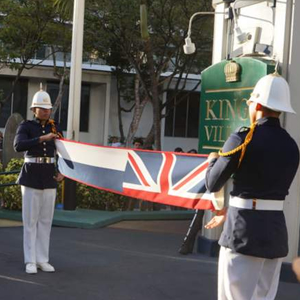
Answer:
[
  {"left": 173, "top": 161, "right": 209, "bottom": 191},
  {"left": 123, "top": 187, "right": 214, "bottom": 210},
  {"left": 128, "top": 153, "right": 150, "bottom": 187},
  {"left": 159, "top": 153, "right": 174, "bottom": 195}
]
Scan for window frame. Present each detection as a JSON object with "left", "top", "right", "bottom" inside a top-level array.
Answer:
[{"left": 164, "top": 90, "right": 200, "bottom": 138}]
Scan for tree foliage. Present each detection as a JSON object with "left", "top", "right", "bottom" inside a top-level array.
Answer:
[
  {"left": 84, "top": 0, "right": 213, "bottom": 148},
  {"left": 0, "top": 0, "right": 55, "bottom": 66},
  {"left": 0, "top": 0, "right": 72, "bottom": 117},
  {"left": 1, "top": 0, "right": 214, "bottom": 149}
]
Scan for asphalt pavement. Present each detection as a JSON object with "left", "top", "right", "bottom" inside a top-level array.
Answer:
[{"left": 0, "top": 221, "right": 299, "bottom": 300}]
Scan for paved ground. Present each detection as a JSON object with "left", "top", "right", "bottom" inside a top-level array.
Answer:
[{"left": 0, "top": 220, "right": 300, "bottom": 300}]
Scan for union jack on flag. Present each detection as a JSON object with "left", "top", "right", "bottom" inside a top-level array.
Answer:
[
  {"left": 123, "top": 150, "right": 214, "bottom": 210},
  {"left": 55, "top": 139, "right": 218, "bottom": 210}
]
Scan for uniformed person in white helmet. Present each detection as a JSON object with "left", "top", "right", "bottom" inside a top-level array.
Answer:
[
  {"left": 14, "top": 85, "right": 64, "bottom": 274},
  {"left": 204, "top": 72, "right": 299, "bottom": 300}
]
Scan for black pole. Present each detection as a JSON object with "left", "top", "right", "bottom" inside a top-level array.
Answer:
[
  {"left": 63, "top": 178, "right": 77, "bottom": 210},
  {"left": 178, "top": 209, "right": 205, "bottom": 254}
]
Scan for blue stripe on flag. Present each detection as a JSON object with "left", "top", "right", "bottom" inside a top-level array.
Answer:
[{"left": 58, "top": 157, "right": 124, "bottom": 192}]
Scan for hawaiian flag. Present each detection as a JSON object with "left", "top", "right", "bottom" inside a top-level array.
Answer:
[{"left": 55, "top": 139, "right": 219, "bottom": 210}]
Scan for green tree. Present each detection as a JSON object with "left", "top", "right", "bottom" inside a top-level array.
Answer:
[
  {"left": 9, "top": 0, "right": 214, "bottom": 149},
  {"left": 84, "top": 0, "right": 213, "bottom": 149},
  {"left": 0, "top": 0, "right": 57, "bottom": 114}
]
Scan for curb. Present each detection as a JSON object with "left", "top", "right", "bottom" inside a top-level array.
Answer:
[{"left": 0, "top": 208, "right": 194, "bottom": 229}]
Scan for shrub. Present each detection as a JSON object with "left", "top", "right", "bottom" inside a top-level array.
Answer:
[
  {"left": 5, "top": 158, "right": 24, "bottom": 172},
  {"left": 76, "top": 183, "right": 128, "bottom": 211},
  {"left": 0, "top": 158, "right": 23, "bottom": 210}
]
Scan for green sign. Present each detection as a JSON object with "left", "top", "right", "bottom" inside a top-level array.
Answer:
[{"left": 198, "top": 57, "right": 275, "bottom": 154}]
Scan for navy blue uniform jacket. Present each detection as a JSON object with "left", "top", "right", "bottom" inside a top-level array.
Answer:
[
  {"left": 14, "top": 119, "right": 63, "bottom": 190},
  {"left": 205, "top": 117, "right": 299, "bottom": 258}
]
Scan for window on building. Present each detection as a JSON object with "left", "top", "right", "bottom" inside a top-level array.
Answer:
[
  {"left": 0, "top": 77, "right": 28, "bottom": 127},
  {"left": 164, "top": 91, "right": 200, "bottom": 138},
  {"left": 47, "top": 82, "right": 90, "bottom": 132}
]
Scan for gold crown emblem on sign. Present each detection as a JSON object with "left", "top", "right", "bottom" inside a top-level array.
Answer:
[{"left": 224, "top": 60, "right": 241, "bottom": 83}]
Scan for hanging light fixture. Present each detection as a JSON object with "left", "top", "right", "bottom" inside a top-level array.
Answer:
[{"left": 183, "top": 12, "right": 215, "bottom": 55}]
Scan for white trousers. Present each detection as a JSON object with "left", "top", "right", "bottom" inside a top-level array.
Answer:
[
  {"left": 21, "top": 186, "right": 56, "bottom": 264},
  {"left": 218, "top": 246, "right": 282, "bottom": 300}
]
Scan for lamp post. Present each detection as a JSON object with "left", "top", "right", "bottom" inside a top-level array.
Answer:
[
  {"left": 183, "top": 12, "right": 215, "bottom": 55},
  {"left": 64, "top": 0, "right": 85, "bottom": 210}
]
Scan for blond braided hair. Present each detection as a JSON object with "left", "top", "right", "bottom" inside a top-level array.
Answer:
[{"left": 218, "top": 122, "right": 258, "bottom": 167}]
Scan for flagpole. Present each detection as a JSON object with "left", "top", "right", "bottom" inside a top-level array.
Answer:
[
  {"left": 64, "top": 0, "right": 85, "bottom": 210},
  {"left": 67, "top": 0, "right": 85, "bottom": 141}
]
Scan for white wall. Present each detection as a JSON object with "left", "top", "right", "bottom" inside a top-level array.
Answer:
[
  {"left": 79, "top": 83, "right": 106, "bottom": 144},
  {"left": 231, "top": 1, "right": 287, "bottom": 60},
  {"left": 1, "top": 64, "right": 203, "bottom": 152},
  {"left": 0, "top": 66, "right": 112, "bottom": 144},
  {"left": 162, "top": 137, "right": 199, "bottom": 152}
]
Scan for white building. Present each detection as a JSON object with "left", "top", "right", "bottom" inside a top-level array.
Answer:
[{"left": 0, "top": 60, "right": 201, "bottom": 152}]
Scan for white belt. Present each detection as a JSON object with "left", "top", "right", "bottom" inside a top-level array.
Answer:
[
  {"left": 229, "top": 196, "right": 284, "bottom": 211},
  {"left": 25, "top": 157, "right": 55, "bottom": 164}
]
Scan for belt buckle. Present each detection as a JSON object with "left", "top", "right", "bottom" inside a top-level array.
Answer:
[
  {"left": 252, "top": 198, "right": 257, "bottom": 210},
  {"left": 45, "top": 157, "right": 51, "bottom": 163}
]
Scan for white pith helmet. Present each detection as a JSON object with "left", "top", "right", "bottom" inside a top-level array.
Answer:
[
  {"left": 30, "top": 83, "right": 52, "bottom": 110},
  {"left": 247, "top": 72, "right": 296, "bottom": 114}
]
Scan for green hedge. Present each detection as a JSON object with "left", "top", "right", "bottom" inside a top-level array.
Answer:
[
  {"left": 0, "top": 158, "right": 24, "bottom": 210},
  {"left": 76, "top": 184, "right": 128, "bottom": 211}
]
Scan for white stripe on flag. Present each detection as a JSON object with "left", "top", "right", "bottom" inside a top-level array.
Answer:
[{"left": 56, "top": 140, "right": 128, "bottom": 171}]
